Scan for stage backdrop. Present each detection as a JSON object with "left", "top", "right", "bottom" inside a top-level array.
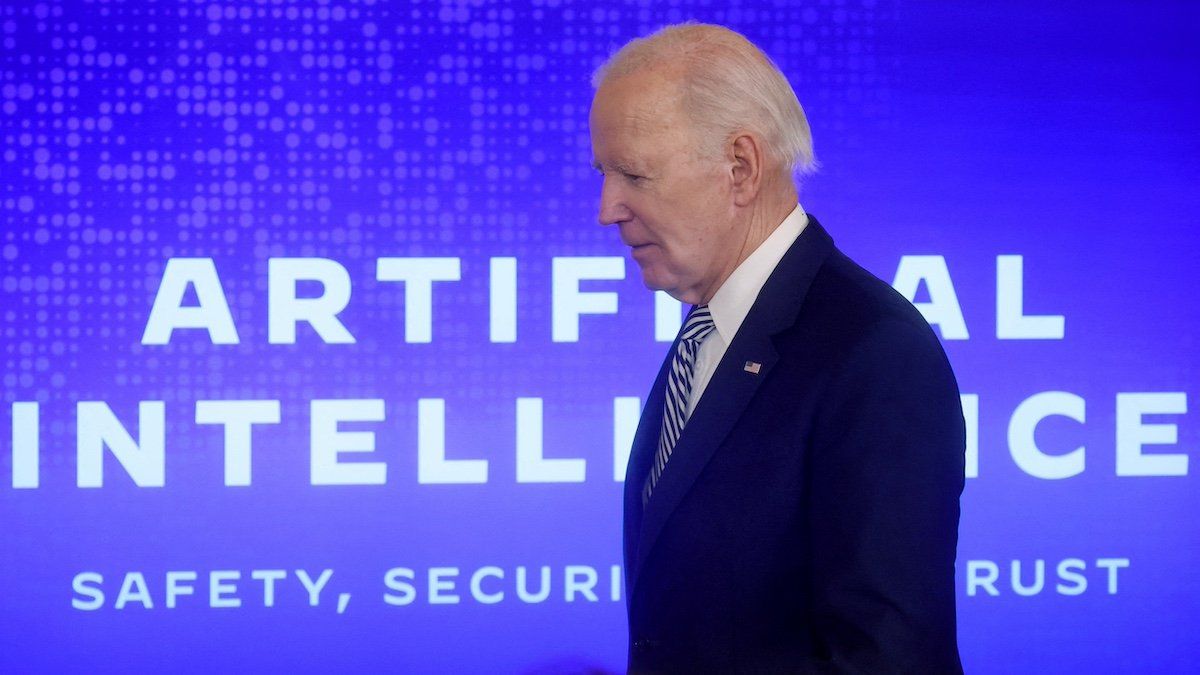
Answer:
[{"left": 2, "top": 0, "right": 1197, "bottom": 672}]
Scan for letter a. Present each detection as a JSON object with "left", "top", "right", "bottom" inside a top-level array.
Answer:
[{"left": 142, "top": 258, "right": 239, "bottom": 345}]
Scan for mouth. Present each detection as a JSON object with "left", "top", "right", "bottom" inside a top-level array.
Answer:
[
  {"left": 619, "top": 228, "right": 656, "bottom": 253},
  {"left": 628, "top": 242, "right": 657, "bottom": 262},
  {"left": 622, "top": 237, "right": 654, "bottom": 249}
]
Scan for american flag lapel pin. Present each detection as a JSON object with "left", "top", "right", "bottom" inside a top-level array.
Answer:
[{"left": 743, "top": 361, "right": 762, "bottom": 374}]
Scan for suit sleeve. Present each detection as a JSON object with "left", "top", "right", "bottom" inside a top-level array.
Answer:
[{"left": 803, "top": 317, "right": 966, "bottom": 674}]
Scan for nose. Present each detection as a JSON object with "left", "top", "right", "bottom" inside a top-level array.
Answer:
[{"left": 597, "top": 176, "right": 631, "bottom": 226}]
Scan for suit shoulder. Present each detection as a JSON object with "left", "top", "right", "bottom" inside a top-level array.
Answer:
[{"left": 801, "top": 247, "right": 941, "bottom": 353}]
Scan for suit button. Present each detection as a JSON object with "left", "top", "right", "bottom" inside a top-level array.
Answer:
[{"left": 633, "top": 638, "right": 658, "bottom": 651}]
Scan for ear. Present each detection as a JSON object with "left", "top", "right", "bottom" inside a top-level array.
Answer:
[{"left": 728, "top": 133, "right": 764, "bottom": 207}]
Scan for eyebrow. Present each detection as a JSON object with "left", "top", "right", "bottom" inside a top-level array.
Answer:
[{"left": 591, "top": 159, "right": 640, "bottom": 174}]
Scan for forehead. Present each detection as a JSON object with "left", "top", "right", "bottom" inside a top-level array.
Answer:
[{"left": 590, "top": 68, "right": 690, "bottom": 149}]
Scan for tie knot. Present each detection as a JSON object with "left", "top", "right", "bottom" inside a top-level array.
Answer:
[{"left": 680, "top": 305, "right": 715, "bottom": 343}]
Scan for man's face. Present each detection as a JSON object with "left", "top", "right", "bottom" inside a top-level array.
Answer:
[{"left": 589, "top": 68, "right": 739, "bottom": 304}]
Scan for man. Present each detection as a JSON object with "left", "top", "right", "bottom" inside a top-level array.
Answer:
[{"left": 590, "top": 24, "right": 966, "bottom": 672}]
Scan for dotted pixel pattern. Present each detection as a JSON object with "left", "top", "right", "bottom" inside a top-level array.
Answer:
[{"left": 1, "top": 0, "right": 887, "bottom": 472}]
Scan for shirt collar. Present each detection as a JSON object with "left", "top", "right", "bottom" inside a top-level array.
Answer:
[{"left": 707, "top": 203, "right": 808, "bottom": 344}]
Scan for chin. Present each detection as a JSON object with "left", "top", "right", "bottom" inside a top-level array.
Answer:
[
  {"left": 634, "top": 264, "right": 686, "bottom": 300},
  {"left": 641, "top": 278, "right": 688, "bottom": 303},
  {"left": 638, "top": 275, "right": 664, "bottom": 292},
  {"left": 635, "top": 267, "right": 669, "bottom": 292}
]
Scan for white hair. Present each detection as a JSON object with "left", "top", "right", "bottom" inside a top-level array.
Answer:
[{"left": 593, "top": 22, "right": 817, "bottom": 177}]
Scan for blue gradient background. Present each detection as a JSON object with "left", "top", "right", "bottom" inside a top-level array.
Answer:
[{"left": 2, "top": 0, "right": 1197, "bottom": 672}]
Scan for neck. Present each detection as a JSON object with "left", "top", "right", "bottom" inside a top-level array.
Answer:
[{"left": 690, "top": 182, "right": 798, "bottom": 305}]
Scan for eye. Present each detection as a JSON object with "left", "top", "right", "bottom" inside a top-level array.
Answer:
[{"left": 593, "top": 164, "right": 647, "bottom": 184}]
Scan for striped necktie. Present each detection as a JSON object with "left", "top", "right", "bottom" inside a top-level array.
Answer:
[{"left": 644, "top": 304, "right": 716, "bottom": 506}]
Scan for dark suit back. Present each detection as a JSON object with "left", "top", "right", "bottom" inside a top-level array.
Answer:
[{"left": 624, "top": 217, "right": 965, "bottom": 673}]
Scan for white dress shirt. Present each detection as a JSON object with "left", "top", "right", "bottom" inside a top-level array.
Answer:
[{"left": 685, "top": 204, "right": 809, "bottom": 418}]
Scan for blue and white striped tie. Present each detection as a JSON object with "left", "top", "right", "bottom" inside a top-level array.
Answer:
[{"left": 644, "top": 304, "right": 716, "bottom": 505}]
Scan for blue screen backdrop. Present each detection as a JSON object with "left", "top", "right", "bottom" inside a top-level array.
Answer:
[{"left": 2, "top": 0, "right": 1197, "bottom": 672}]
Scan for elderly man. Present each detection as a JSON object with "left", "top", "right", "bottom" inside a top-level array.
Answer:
[{"left": 590, "top": 24, "right": 965, "bottom": 672}]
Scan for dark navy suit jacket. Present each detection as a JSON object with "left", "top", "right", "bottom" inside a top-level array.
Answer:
[{"left": 623, "top": 217, "right": 965, "bottom": 673}]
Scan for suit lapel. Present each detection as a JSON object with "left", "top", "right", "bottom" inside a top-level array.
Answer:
[
  {"left": 623, "top": 341, "right": 673, "bottom": 588},
  {"left": 629, "top": 217, "right": 836, "bottom": 593}
]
